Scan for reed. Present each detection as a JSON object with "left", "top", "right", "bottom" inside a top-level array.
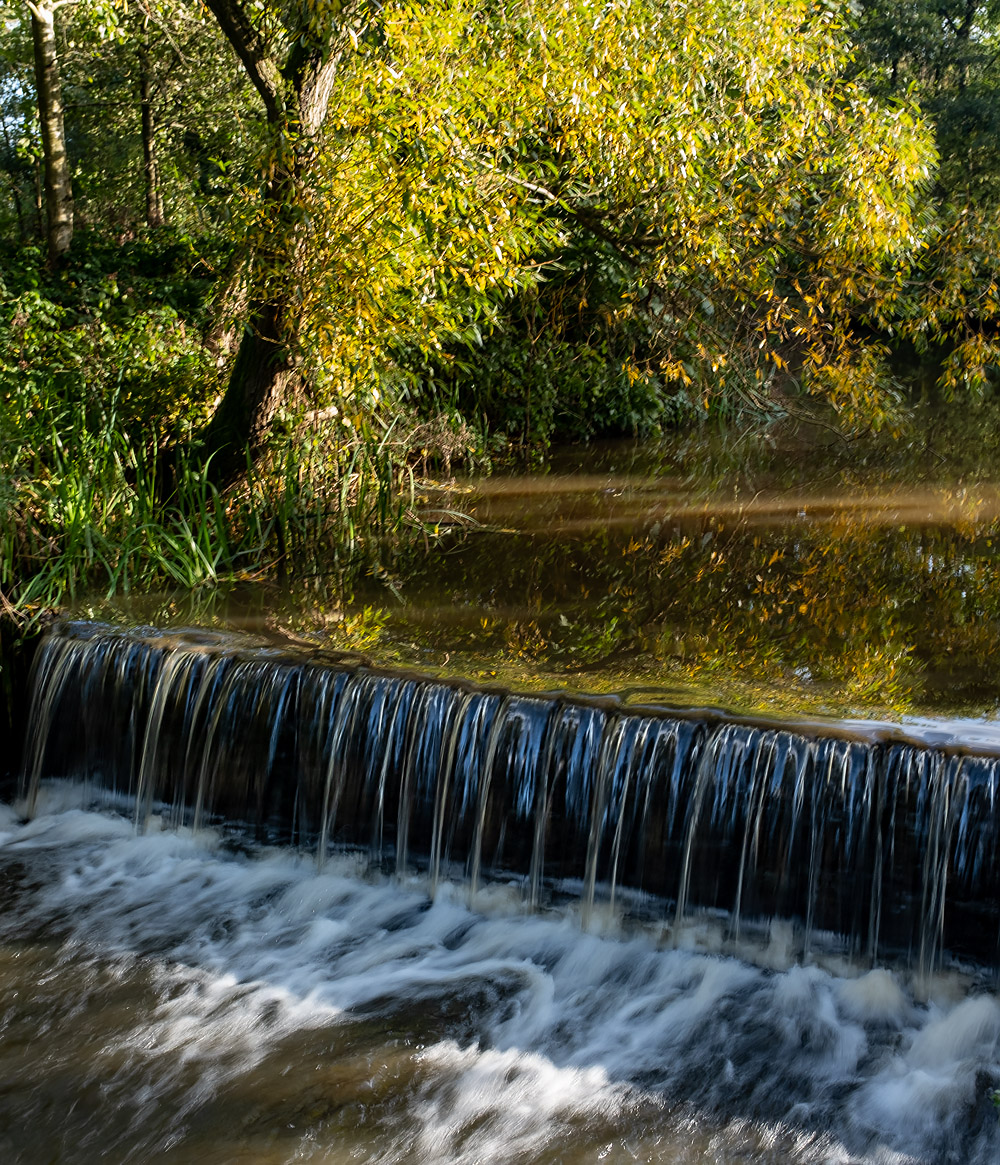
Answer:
[{"left": 0, "top": 388, "right": 415, "bottom": 611}]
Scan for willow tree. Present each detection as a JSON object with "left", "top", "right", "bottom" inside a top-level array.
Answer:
[
  {"left": 199, "top": 0, "right": 934, "bottom": 477},
  {"left": 196, "top": 0, "right": 350, "bottom": 479}
]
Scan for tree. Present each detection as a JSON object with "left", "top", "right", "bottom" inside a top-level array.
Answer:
[
  {"left": 195, "top": 0, "right": 351, "bottom": 480},
  {"left": 0, "top": 0, "right": 940, "bottom": 468},
  {"left": 26, "top": 0, "right": 75, "bottom": 261},
  {"left": 1, "top": 0, "right": 261, "bottom": 245},
  {"left": 195, "top": 0, "right": 933, "bottom": 475}
]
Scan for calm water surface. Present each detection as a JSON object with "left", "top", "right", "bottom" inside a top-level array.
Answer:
[{"left": 78, "top": 409, "right": 1000, "bottom": 723}]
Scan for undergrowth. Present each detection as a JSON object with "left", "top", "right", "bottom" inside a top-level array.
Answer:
[
  {"left": 0, "top": 234, "right": 417, "bottom": 612},
  {"left": 0, "top": 404, "right": 414, "bottom": 609}
]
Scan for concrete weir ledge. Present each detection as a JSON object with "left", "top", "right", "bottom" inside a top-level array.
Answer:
[{"left": 40, "top": 618, "right": 1000, "bottom": 761}]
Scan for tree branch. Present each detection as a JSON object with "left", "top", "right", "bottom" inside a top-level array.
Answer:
[
  {"left": 25, "top": 0, "right": 80, "bottom": 17},
  {"left": 297, "top": 52, "right": 343, "bottom": 134},
  {"left": 201, "top": 0, "right": 282, "bottom": 124}
]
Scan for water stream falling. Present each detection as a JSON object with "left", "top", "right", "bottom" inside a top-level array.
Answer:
[
  {"left": 3, "top": 620, "right": 1000, "bottom": 1162},
  {"left": 20, "top": 621, "right": 1000, "bottom": 972}
]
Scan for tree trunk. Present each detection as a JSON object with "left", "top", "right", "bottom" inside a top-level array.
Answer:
[
  {"left": 198, "top": 0, "right": 343, "bottom": 482},
  {"left": 30, "top": 2, "right": 74, "bottom": 263},
  {"left": 138, "top": 43, "right": 165, "bottom": 229},
  {"left": 204, "top": 242, "right": 252, "bottom": 360},
  {"left": 200, "top": 298, "right": 299, "bottom": 482},
  {"left": 3, "top": 174, "right": 27, "bottom": 239},
  {"left": 197, "top": 119, "right": 330, "bottom": 483},
  {"left": 33, "top": 156, "right": 44, "bottom": 237},
  {"left": 197, "top": 143, "right": 301, "bottom": 483}
]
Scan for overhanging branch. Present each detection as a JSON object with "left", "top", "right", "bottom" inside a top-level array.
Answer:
[{"left": 201, "top": 0, "right": 283, "bottom": 124}]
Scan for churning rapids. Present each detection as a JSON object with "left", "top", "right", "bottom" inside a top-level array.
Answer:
[{"left": 2, "top": 622, "right": 1000, "bottom": 1163}]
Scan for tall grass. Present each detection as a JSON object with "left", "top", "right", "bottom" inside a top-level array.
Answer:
[
  {"left": 0, "top": 236, "right": 425, "bottom": 616},
  {"left": 0, "top": 387, "right": 414, "bottom": 611}
]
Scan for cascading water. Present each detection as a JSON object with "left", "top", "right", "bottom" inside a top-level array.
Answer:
[
  {"left": 3, "top": 619, "right": 1000, "bottom": 1163},
  {"left": 20, "top": 621, "right": 1000, "bottom": 971}
]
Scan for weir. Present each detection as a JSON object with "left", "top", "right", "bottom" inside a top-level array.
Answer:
[{"left": 22, "top": 620, "right": 1000, "bottom": 972}]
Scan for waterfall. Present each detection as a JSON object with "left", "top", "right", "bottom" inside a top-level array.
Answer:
[{"left": 22, "top": 621, "right": 1000, "bottom": 972}]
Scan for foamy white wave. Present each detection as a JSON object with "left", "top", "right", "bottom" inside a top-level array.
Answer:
[{"left": 1, "top": 792, "right": 998, "bottom": 1164}]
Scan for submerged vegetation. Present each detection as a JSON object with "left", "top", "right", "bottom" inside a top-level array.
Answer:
[{"left": 4, "top": 1, "right": 1000, "bottom": 681}]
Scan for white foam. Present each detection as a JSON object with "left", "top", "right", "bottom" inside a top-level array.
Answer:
[
  {"left": 413, "top": 1042, "right": 619, "bottom": 1164},
  {"left": 1, "top": 797, "right": 998, "bottom": 1164},
  {"left": 908, "top": 995, "right": 1000, "bottom": 1068},
  {"left": 0, "top": 802, "right": 20, "bottom": 834},
  {"left": 837, "top": 970, "right": 911, "bottom": 1027}
]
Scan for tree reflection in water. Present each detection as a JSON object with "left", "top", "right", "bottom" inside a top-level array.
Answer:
[
  {"left": 374, "top": 411, "right": 1000, "bottom": 720},
  {"left": 71, "top": 406, "right": 1000, "bottom": 723}
]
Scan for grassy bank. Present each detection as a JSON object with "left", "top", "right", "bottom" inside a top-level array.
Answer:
[{"left": 0, "top": 235, "right": 428, "bottom": 614}]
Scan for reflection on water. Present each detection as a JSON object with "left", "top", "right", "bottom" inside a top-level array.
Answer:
[
  {"left": 363, "top": 414, "right": 1000, "bottom": 721},
  {"left": 73, "top": 407, "right": 1000, "bottom": 722},
  {"left": 1, "top": 789, "right": 998, "bottom": 1164}
]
